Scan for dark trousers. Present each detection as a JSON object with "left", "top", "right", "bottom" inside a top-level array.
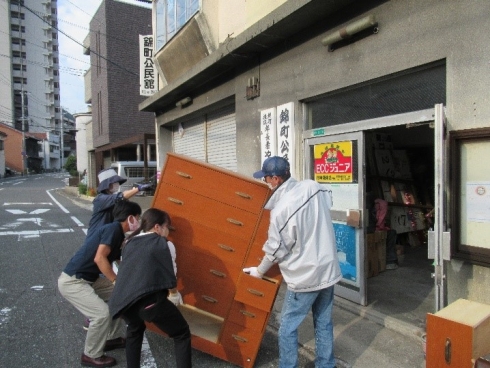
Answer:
[{"left": 121, "top": 291, "right": 192, "bottom": 368}]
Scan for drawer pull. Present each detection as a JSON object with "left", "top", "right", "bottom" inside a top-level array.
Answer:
[
  {"left": 168, "top": 225, "right": 176, "bottom": 231},
  {"left": 210, "top": 269, "right": 226, "bottom": 278},
  {"left": 240, "top": 310, "right": 256, "bottom": 318},
  {"left": 232, "top": 334, "right": 248, "bottom": 343},
  {"left": 445, "top": 338, "right": 451, "bottom": 364},
  {"left": 202, "top": 295, "right": 218, "bottom": 303},
  {"left": 168, "top": 197, "right": 184, "bottom": 205},
  {"left": 218, "top": 243, "right": 235, "bottom": 252},
  {"left": 227, "top": 218, "right": 244, "bottom": 226},
  {"left": 235, "top": 191, "right": 252, "bottom": 199},
  {"left": 176, "top": 171, "right": 192, "bottom": 179},
  {"left": 247, "top": 288, "right": 264, "bottom": 297}
]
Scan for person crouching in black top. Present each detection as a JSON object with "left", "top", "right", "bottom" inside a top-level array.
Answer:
[{"left": 109, "top": 208, "right": 191, "bottom": 368}]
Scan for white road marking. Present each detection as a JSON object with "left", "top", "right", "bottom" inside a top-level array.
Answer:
[
  {"left": 12, "top": 181, "right": 25, "bottom": 186},
  {"left": 71, "top": 216, "right": 84, "bottom": 227},
  {"left": 4, "top": 203, "right": 53, "bottom": 206},
  {"left": 5, "top": 210, "right": 27, "bottom": 215},
  {"left": 0, "top": 307, "right": 12, "bottom": 326},
  {"left": 30, "top": 209, "right": 50, "bottom": 214},
  {"left": 141, "top": 334, "right": 157, "bottom": 368},
  {"left": 46, "top": 189, "right": 69, "bottom": 213},
  {"left": 31, "top": 286, "right": 44, "bottom": 291},
  {"left": 17, "top": 218, "right": 43, "bottom": 226},
  {"left": 82, "top": 228, "right": 87, "bottom": 235},
  {"left": 0, "top": 228, "right": 74, "bottom": 236}
]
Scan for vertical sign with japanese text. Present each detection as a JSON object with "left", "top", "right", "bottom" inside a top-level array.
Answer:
[
  {"left": 259, "top": 108, "right": 277, "bottom": 161},
  {"left": 276, "top": 102, "right": 295, "bottom": 170},
  {"left": 314, "top": 141, "right": 353, "bottom": 183},
  {"left": 139, "top": 35, "right": 158, "bottom": 96}
]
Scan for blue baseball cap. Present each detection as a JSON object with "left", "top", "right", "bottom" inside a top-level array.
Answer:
[{"left": 253, "top": 156, "right": 290, "bottom": 178}]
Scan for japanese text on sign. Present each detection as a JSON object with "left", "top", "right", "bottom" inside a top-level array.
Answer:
[
  {"left": 260, "top": 108, "right": 277, "bottom": 160},
  {"left": 139, "top": 35, "right": 158, "bottom": 96},
  {"left": 314, "top": 141, "right": 353, "bottom": 183}
]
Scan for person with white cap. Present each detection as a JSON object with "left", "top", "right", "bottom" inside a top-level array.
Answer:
[
  {"left": 243, "top": 156, "right": 342, "bottom": 368},
  {"left": 86, "top": 168, "right": 151, "bottom": 238}
]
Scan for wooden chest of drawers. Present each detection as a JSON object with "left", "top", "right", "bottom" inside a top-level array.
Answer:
[
  {"left": 426, "top": 299, "right": 490, "bottom": 368},
  {"left": 149, "top": 153, "right": 282, "bottom": 367}
]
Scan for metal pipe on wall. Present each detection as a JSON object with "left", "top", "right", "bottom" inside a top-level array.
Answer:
[{"left": 321, "top": 15, "right": 377, "bottom": 47}]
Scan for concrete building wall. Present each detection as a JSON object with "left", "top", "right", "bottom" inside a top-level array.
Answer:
[
  {"left": 74, "top": 113, "right": 92, "bottom": 174},
  {"left": 216, "top": 0, "right": 287, "bottom": 44},
  {"left": 151, "top": 0, "right": 490, "bottom": 306}
]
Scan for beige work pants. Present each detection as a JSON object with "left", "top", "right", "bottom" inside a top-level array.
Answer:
[{"left": 58, "top": 272, "right": 125, "bottom": 358}]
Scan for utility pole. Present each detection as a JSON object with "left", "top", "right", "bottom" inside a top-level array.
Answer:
[
  {"left": 19, "top": 1, "right": 27, "bottom": 174},
  {"left": 60, "top": 107, "right": 64, "bottom": 170}
]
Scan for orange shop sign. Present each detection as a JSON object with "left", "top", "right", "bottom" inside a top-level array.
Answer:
[{"left": 314, "top": 141, "right": 353, "bottom": 183}]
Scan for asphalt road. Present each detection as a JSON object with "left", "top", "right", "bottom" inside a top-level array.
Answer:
[{"left": 0, "top": 173, "right": 316, "bottom": 368}]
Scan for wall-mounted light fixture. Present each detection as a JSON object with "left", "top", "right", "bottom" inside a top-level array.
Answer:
[
  {"left": 321, "top": 14, "right": 378, "bottom": 51},
  {"left": 246, "top": 77, "right": 260, "bottom": 100},
  {"left": 176, "top": 97, "right": 192, "bottom": 108}
]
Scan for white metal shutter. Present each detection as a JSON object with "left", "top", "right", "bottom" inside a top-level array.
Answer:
[
  {"left": 172, "top": 116, "right": 205, "bottom": 161},
  {"left": 207, "top": 107, "right": 237, "bottom": 172}
]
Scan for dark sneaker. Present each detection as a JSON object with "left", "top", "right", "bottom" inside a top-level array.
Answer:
[{"left": 81, "top": 353, "right": 116, "bottom": 367}]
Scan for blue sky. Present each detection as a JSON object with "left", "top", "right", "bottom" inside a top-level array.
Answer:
[{"left": 57, "top": 0, "right": 151, "bottom": 115}]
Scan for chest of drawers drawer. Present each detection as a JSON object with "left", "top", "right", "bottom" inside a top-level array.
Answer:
[
  {"left": 178, "top": 276, "right": 234, "bottom": 318},
  {"left": 219, "top": 322, "right": 263, "bottom": 367},
  {"left": 161, "top": 153, "right": 270, "bottom": 214},
  {"left": 177, "top": 246, "right": 241, "bottom": 286},
  {"left": 154, "top": 184, "right": 259, "bottom": 240},
  {"left": 234, "top": 273, "right": 280, "bottom": 312},
  {"left": 168, "top": 217, "right": 249, "bottom": 265},
  {"left": 227, "top": 301, "right": 268, "bottom": 332}
]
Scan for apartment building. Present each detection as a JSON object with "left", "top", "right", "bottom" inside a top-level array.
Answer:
[
  {"left": 141, "top": 0, "right": 490, "bottom": 336},
  {"left": 0, "top": 0, "right": 63, "bottom": 171},
  {"left": 83, "top": 0, "right": 156, "bottom": 184}
]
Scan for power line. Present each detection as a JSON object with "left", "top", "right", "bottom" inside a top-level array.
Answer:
[{"left": 22, "top": 3, "right": 138, "bottom": 78}]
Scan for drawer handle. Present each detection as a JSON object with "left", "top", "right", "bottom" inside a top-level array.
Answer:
[
  {"left": 168, "top": 225, "right": 176, "bottom": 231},
  {"left": 445, "top": 338, "right": 451, "bottom": 364},
  {"left": 227, "top": 218, "right": 243, "bottom": 226},
  {"left": 235, "top": 191, "right": 252, "bottom": 199},
  {"left": 210, "top": 269, "right": 226, "bottom": 278},
  {"left": 168, "top": 197, "right": 184, "bottom": 205},
  {"left": 232, "top": 334, "right": 248, "bottom": 343},
  {"left": 247, "top": 288, "right": 264, "bottom": 297},
  {"left": 202, "top": 295, "right": 217, "bottom": 303},
  {"left": 176, "top": 171, "right": 192, "bottom": 179},
  {"left": 218, "top": 243, "right": 235, "bottom": 252},
  {"left": 240, "top": 310, "right": 256, "bottom": 318}
]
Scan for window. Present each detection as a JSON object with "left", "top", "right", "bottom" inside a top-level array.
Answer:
[
  {"left": 11, "top": 24, "right": 25, "bottom": 32},
  {"left": 450, "top": 128, "right": 490, "bottom": 266},
  {"left": 13, "top": 64, "right": 26, "bottom": 71},
  {"left": 12, "top": 51, "right": 26, "bottom": 58},
  {"left": 0, "top": 140, "right": 4, "bottom": 151},
  {"left": 155, "top": 0, "right": 200, "bottom": 50},
  {"left": 11, "top": 37, "right": 26, "bottom": 46},
  {"left": 13, "top": 77, "right": 27, "bottom": 84},
  {"left": 11, "top": 11, "right": 25, "bottom": 19}
]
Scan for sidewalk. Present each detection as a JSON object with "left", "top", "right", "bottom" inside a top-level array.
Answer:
[
  {"left": 271, "top": 282, "right": 426, "bottom": 368},
  {"left": 62, "top": 186, "right": 426, "bottom": 368}
]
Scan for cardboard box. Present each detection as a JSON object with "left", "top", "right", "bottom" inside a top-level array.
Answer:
[{"left": 366, "top": 231, "right": 387, "bottom": 277}]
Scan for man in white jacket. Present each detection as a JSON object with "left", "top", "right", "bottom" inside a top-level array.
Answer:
[{"left": 244, "top": 156, "right": 342, "bottom": 368}]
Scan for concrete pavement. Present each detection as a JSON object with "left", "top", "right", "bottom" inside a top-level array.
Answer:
[{"left": 62, "top": 186, "right": 426, "bottom": 367}]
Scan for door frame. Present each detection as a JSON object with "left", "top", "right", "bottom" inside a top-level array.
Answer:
[{"left": 303, "top": 108, "right": 436, "bottom": 305}]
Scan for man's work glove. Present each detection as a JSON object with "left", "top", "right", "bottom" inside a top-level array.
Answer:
[
  {"left": 168, "top": 291, "right": 183, "bottom": 306},
  {"left": 137, "top": 183, "right": 152, "bottom": 192},
  {"left": 243, "top": 267, "right": 263, "bottom": 278}
]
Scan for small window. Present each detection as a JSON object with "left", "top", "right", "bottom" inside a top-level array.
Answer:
[
  {"left": 0, "top": 140, "right": 4, "bottom": 151},
  {"left": 155, "top": 0, "right": 200, "bottom": 51},
  {"left": 450, "top": 127, "right": 490, "bottom": 266}
]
